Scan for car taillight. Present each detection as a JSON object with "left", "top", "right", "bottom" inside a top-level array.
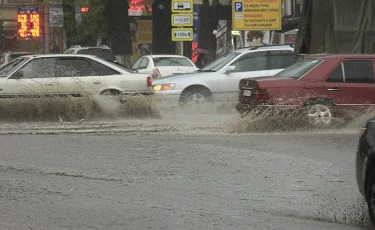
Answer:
[
  {"left": 359, "top": 128, "right": 367, "bottom": 141},
  {"left": 254, "top": 89, "right": 269, "bottom": 100},
  {"left": 147, "top": 77, "right": 152, "bottom": 86}
]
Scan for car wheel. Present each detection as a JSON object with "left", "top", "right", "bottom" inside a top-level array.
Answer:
[
  {"left": 180, "top": 88, "right": 213, "bottom": 107},
  {"left": 367, "top": 172, "right": 375, "bottom": 225},
  {"left": 306, "top": 103, "right": 334, "bottom": 127}
]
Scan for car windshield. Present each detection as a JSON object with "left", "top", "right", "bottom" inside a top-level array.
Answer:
[
  {"left": 78, "top": 49, "right": 116, "bottom": 61},
  {"left": 275, "top": 58, "right": 322, "bottom": 79},
  {"left": 152, "top": 57, "right": 194, "bottom": 67},
  {"left": 200, "top": 52, "right": 241, "bottom": 72},
  {"left": 0, "top": 57, "right": 29, "bottom": 77}
]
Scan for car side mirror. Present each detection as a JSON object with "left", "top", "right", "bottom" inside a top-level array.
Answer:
[{"left": 224, "top": 65, "right": 236, "bottom": 74}]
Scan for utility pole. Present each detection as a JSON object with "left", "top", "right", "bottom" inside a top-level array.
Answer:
[{"left": 43, "top": 4, "right": 50, "bottom": 53}]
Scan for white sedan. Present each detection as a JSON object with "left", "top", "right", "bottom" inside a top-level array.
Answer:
[
  {"left": 132, "top": 55, "right": 198, "bottom": 78},
  {"left": 151, "top": 45, "right": 296, "bottom": 107},
  {"left": 0, "top": 54, "right": 153, "bottom": 99}
]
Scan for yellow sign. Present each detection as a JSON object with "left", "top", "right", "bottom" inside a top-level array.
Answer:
[
  {"left": 172, "top": 28, "right": 193, "bottom": 41},
  {"left": 171, "top": 0, "right": 193, "bottom": 13},
  {"left": 232, "top": 0, "right": 282, "bottom": 30},
  {"left": 171, "top": 14, "right": 193, "bottom": 27}
]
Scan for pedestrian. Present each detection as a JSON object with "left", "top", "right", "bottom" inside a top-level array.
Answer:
[{"left": 50, "top": 41, "right": 59, "bottom": 54}]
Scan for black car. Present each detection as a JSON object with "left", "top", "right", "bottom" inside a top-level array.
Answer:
[{"left": 356, "top": 117, "right": 375, "bottom": 225}]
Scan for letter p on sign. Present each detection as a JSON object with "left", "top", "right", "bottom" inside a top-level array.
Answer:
[{"left": 234, "top": 2, "right": 243, "bottom": 12}]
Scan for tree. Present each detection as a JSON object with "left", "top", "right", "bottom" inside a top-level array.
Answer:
[
  {"left": 102, "top": 0, "right": 132, "bottom": 56},
  {"left": 63, "top": 0, "right": 107, "bottom": 47},
  {"left": 152, "top": 0, "right": 175, "bottom": 54}
]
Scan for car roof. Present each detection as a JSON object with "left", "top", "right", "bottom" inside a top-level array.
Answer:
[
  {"left": 146, "top": 55, "right": 189, "bottom": 58},
  {"left": 68, "top": 46, "right": 111, "bottom": 50},
  {"left": 232, "top": 45, "right": 295, "bottom": 53},
  {"left": 4, "top": 51, "right": 33, "bottom": 55},
  {"left": 22, "top": 54, "right": 99, "bottom": 59},
  {"left": 306, "top": 53, "right": 375, "bottom": 59}
]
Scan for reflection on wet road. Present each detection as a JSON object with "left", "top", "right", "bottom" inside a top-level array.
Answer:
[{"left": 0, "top": 108, "right": 371, "bottom": 229}]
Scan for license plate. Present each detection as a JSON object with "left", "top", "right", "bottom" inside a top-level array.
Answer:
[{"left": 243, "top": 90, "right": 252, "bottom": 97}]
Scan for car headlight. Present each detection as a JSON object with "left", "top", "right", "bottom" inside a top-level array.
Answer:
[{"left": 153, "top": 84, "right": 175, "bottom": 91}]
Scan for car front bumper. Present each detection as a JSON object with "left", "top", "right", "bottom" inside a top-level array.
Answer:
[{"left": 153, "top": 90, "right": 183, "bottom": 107}]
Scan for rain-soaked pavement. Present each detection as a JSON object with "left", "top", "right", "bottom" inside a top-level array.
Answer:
[{"left": 0, "top": 104, "right": 373, "bottom": 229}]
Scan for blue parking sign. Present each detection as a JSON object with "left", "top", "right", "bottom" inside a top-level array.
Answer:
[{"left": 234, "top": 2, "right": 243, "bottom": 12}]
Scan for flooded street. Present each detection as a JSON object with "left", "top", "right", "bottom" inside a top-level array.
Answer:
[{"left": 0, "top": 105, "right": 372, "bottom": 229}]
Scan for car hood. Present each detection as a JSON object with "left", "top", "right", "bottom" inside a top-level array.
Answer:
[{"left": 152, "top": 71, "right": 215, "bottom": 84}]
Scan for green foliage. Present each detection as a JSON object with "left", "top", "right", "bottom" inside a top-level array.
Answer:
[{"left": 63, "top": 0, "right": 108, "bottom": 48}]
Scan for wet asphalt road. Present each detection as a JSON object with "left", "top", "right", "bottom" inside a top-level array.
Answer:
[
  {"left": 0, "top": 102, "right": 373, "bottom": 229},
  {"left": 0, "top": 121, "right": 372, "bottom": 229}
]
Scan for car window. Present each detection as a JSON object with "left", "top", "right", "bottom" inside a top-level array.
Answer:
[
  {"left": 132, "top": 58, "right": 143, "bottom": 70},
  {"left": 232, "top": 52, "right": 267, "bottom": 72},
  {"left": 268, "top": 53, "right": 297, "bottom": 70},
  {"left": 139, "top": 57, "right": 149, "bottom": 69},
  {"left": 0, "top": 55, "right": 5, "bottom": 65},
  {"left": 55, "top": 57, "right": 119, "bottom": 77},
  {"left": 77, "top": 48, "right": 116, "bottom": 61},
  {"left": 276, "top": 59, "right": 322, "bottom": 79},
  {"left": 97, "top": 57, "right": 135, "bottom": 73},
  {"left": 15, "top": 58, "right": 55, "bottom": 79},
  {"left": 153, "top": 57, "right": 193, "bottom": 67},
  {"left": 201, "top": 52, "right": 241, "bottom": 72},
  {"left": 326, "top": 64, "right": 344, "bottom": 83},
  {"left": 64, "top": 49, "right": 75, "bottom": 54},
  {"left": 0, "top": 57, "right": 29, "bottom": 77},
  {"left": 86, "top": 59, "right": 120, "bottom": 76},
  {"left": 9, "top": 53, "right": 31, "bottom": 62},
  {"left": 343, "top": 60, "right": 374, "bottom": 84}
]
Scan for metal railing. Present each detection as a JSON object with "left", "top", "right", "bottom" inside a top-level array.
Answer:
[{"left": 215, "top": 23, "right": 233, "bottom": 58}]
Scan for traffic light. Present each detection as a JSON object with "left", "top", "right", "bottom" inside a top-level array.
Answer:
[{"left": 80, "top": 6, "right": 89, "bottom": 13}]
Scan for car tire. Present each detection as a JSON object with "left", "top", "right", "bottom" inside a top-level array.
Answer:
[
  {"left": 180, "top": 88, "right": 213, "bottom": 107},
  {"left": 303, "top": 100, "right": 336, "bottom": 127},
  {"left": 367, "top": 171, "right": 375, "bottom": 225}
]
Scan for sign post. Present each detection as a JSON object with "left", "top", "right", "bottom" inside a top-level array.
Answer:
[
  {"left": 232, "top": 0, "right": 282, "bottom": 31},
  {"left": 171, "top": 0, "right": 194, "bottom": 56}
]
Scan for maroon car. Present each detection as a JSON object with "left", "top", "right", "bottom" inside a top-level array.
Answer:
[{"left": 236, "top": 54, "right": 375, "bottom": 126}]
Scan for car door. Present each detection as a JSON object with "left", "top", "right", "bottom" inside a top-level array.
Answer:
[
  {"left": 5, "top": 57, "right": 57, "bottom": 98},
  {"left": 323, "top": 59, "right": 375, "bottom": 111},
  {"left": 268, "top": 50, "right": 297, "bottom": 75},
  {"left": 220, "top": 51, "right": 269, "bottom": 100},
  {"left": 54, "top": 56, "right": 116, "bottom": 97}
]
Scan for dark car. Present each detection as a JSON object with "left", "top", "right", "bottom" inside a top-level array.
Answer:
[
  {"left": 237, "top": 54, "right": 375, "bottom": 126},
  {"left": 356, "top": 118, "right": 375, "bottom": 225}
]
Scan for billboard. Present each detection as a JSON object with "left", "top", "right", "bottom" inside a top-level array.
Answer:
[{"left": 232, "top": 0, "right": 282, "bottom": 31}]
